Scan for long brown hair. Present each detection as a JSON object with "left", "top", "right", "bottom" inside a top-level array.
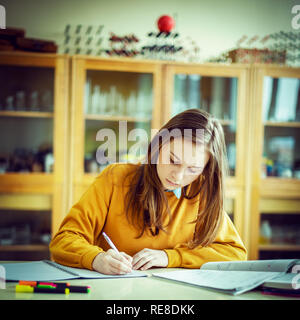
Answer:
[{"left": 124, "top": 108, "right": 229, "bottom": 248}]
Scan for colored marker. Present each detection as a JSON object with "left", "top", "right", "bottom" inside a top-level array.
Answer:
[
  {"left": 19, "top": 280, "right": 70, "bottom": 287},
  {"left": 18, "top": 281, "right": 91, "bottom": 293},
  {"left": 47, "top": 283, "right": 91, "bottom": 293},
  {"left": 54, "top": 284, "right": 90, "bottom": 293},
  {"left": 16, "top": 285, "right": 69, "bottom": 294},
  {"left": 36, "top": 284, "right": 56, "bottom": 289}
]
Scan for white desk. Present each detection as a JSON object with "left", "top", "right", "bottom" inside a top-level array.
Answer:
[{"left": 0, "top": 266, "right": 299, "bottom": 300}]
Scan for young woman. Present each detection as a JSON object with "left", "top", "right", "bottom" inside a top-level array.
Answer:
[{"left": 50, "top": 109, "right": 247, "bottom": 275}]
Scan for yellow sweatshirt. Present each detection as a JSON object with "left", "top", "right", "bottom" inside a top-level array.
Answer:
[{"left": 50, "top": 163, "right": 247, "bottom": 270}]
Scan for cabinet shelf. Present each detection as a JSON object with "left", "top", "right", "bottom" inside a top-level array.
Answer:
[
  {"left": 0, "top": 194, "right": 52, "bottom": 211},
  {"left": 0, "top": 172, "right": 54, "bottom": 194},
  {"left": 259, "top": 244, "right": 300, "bottom": 251},
  {"left": 264, "top": 121, "right": 300, "bottom": 128},
  {"left": 0, "top": 244, "right": 49, "bottom": 252},
  {"left": 260, "top": 178, "right": 300, "bottom": 198},
  {"left": 218, "top": 119, "right": 235, "bottom": 126},
  {"left": 259, "top": 199, "right": 300, "bottom": 213},
  {"left": 85, "top": 113, "right": 151, "bottom": 123},
  {"left": 0, "top": 111, "right": 54, "bottom": 118}
]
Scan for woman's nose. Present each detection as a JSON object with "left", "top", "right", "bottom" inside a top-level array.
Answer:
[{"left": 172, "top": 167, "right": 185, "bottom": 183}]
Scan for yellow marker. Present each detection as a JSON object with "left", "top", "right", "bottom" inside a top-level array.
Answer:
[{"left": 16, "top": 284, "right": 70, "bottom": 294}]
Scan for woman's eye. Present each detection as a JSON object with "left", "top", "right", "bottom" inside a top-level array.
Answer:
[{"left": 188, "top": 168, "right": 200, "bottom": 174}]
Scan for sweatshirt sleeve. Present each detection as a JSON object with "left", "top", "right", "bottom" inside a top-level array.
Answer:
[
  {"left": 164, "top": 212, "right": 247, "bottom": 268},
  {"left": 49, "top": 168, "right": 112, "bottom": 270}
]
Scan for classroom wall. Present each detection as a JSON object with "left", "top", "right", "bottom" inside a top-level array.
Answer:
[{"left": 1, "top": 0, "right": 298, "bottom": 61}]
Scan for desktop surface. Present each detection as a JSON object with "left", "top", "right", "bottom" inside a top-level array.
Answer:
[{"left": 0, "top": 263, "right": 299, "bottom": 300}]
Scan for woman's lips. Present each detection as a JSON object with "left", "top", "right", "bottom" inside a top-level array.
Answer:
[{"left": 166, "top": 178, "right": 180, "bottom": 187}]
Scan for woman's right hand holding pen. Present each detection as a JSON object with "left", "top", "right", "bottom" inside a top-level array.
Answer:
[{"left": 92, "top": 249, "right": 133, "bottom": 275}]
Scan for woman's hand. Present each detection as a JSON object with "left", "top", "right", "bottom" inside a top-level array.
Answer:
[
  {"left": 132, "top": 248, "right": 169, "bottom": 271},
  {"left": 92, "top": 249, "right": 133, "bottom": 275}
]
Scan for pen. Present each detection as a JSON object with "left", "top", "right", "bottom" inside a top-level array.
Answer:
[
  {"left": 102, "top": 232, "right": 119, "bottom": 253},
  {"left": 16, "top": 284, "right": 70, "bottom": 294}
]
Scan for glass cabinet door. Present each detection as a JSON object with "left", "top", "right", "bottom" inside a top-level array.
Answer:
[
  {"left": 250, "top": 66, "right": 300, "bottom": 260},
  {"left": 85, "top": 70, "right": 153, "bottom": 118},
  {"left": 262, "top": 76, "right": 300, "bottom": 179},
  {"left": 84, "top": 70, "right": 153, "bottom": 173},
  {"left": 0, "top": 53, "right": 69, "bottom": 259},
  {"left": 0, "top": 57, "right": 60, "bottom": 239},
  {"left": 171, "top": 73, "right": 239, "bottom": 176},
  {"left": 0, "top": 65, "right": 54, "bottom": 173},
  {"left": 71, "top": 56, "right": 162, "bottom": 203},
  {"left": 0, "top": 194, "right": 52, "bottom": 260},
  {"left": 163, "top": 65, "right": 248, "bottom": 247},
  {"left": 258, "top": 199, "right": 300, "bottom": 260}
]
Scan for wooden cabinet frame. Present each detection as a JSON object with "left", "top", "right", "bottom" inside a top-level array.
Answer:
[
  {"left": 69, "top": 56, "right": 164, "bottom": 206},
  {"left": 0, "top": 52, "right": 69, "bottom": 239},
  {"left": 162, "top": 63, "right": 251, "bottom": 248},
  {"left": 248, "top": 64, "right": 300, "bottom": 259}
]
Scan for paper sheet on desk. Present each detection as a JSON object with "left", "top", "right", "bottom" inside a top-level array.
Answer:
[
  {"left": 2, "top": 260, "right": 147, "bottom": 281},
  {"left": 153, "top": 269, "right": 282, "bottom": 295},
  {"left": 56, "top": 262, "right": 147, "bottom": 279}
]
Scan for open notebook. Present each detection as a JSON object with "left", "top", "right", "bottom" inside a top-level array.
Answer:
[
  {"left": 2, "top": 260, "right": 147, "bottom": 281},
  {"left": 153, "top": 259, "right": 300, "bottom": 295}
]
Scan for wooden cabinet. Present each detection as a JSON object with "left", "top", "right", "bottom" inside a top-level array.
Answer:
[
  {"left": 0, "top": 52, "right": 69, "bottom": 259},
  {"left": 249, "top": 64, "right": 300, "bottom": 259},
  {"left": 0, "top": 52, "right": 299, "bottom": 261}
]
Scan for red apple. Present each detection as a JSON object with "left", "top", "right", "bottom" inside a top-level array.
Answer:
[{"left": 157, "top": 15, "right": 175, "bottom": 32}]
